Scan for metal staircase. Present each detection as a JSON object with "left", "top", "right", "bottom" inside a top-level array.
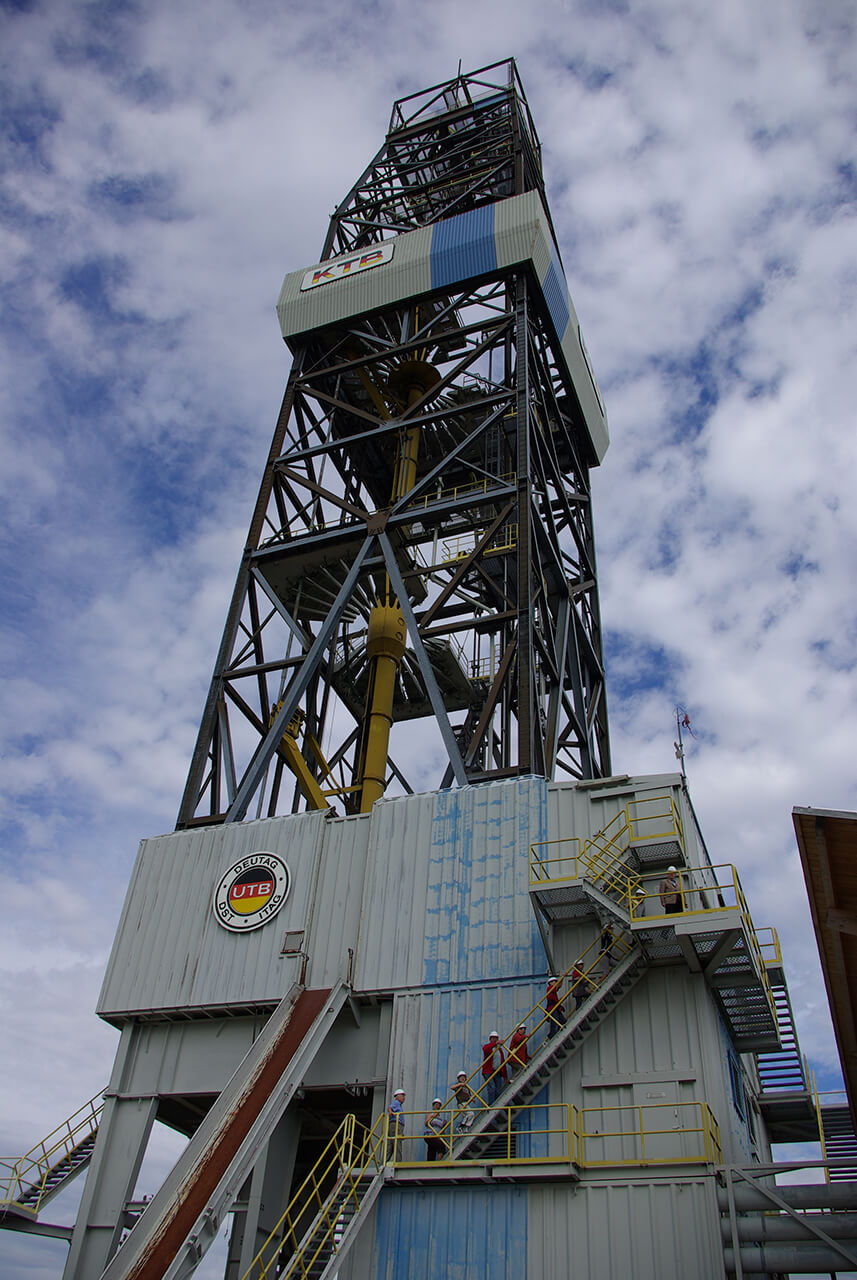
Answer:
[
  {"left": 453, "top": 941, "right": 648, "bottom": 1160},
  {"left": 755, "top": 979, "right": 817, "bottom": 1142},
  {"left": 820, "top": 1104, "right": 857, "bottom": 1181},
  {"left": 0, "top": 1091, "right": 104, "bottom": 1223},
  {"left": 241, "top": 1113, "right": 387, "bottom": 1280}
]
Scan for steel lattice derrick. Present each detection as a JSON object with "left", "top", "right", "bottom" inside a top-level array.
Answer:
[
  {"left": 322, "top": 60, "right": 548, "bottom": 259},
  {"left": 177, "top": 260, "right": 609, "bottom": 828}
]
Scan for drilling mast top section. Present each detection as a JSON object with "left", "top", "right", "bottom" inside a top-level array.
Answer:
[{"left": 322, "top": 58, "right": 549, "bottom": 261}]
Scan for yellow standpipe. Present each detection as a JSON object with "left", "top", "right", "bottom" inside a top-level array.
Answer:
[
  {"left": 355, "top": 359, "right": 439, "bottom": 812},
  {"left": 358, "top": 597, "right": 407, "bottom": 812}
]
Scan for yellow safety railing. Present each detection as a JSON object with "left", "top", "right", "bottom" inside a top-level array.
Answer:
[
  {"left": 530, "top": 808, "right": 640, "bottom": 903},
  {"left": 626, "top": 792, "right": 684, "bottom": 848},
  {"left": 391, "top": 1103, "right": 579, "bottom": 1167},
  {"left": 812, "top": 1083, "right": 852, "bottom": 1184},
  {"left": 756, "top": 926, "right": 783, "bottom": 967},
  {"left": 386, "top": 1099, "right": 721, "bottom": 1170},
  {"left": 0, "top": 1090, "right": 104, "bottom": 1217},
  {"left": 405, "top": 471, "right": 516, "bottom": 513},
  {"left": 442, "top": 523, "right": 517, "bottom": 563},
  {"left": 242, "top": 1111, "right": 388, "bottom": 1280},
  {"left": 530, "top": 793, "right": 686, "bottom": 901},
  {"left": 435, "top": 930, "right": 636, "bottom": 1117},
  {"left": 631, "top": 863, "right": 777, "bottom": 1023},
  {"left": 577, "top": 1101, "right": 723, "bottom": 1166}
]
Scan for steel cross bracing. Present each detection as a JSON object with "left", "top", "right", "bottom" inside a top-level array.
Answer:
[
  {"left": 322, "top": 59, "right": 549, "bottom": 258},
  {"left": 177, "top": 61, "right": 610, "bottom": 827},
  {"left": 178, "top": 271, "right": 610, "bottom": 825}
]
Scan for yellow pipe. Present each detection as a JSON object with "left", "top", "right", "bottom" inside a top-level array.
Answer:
[{"left": 358, "top": 600, "right": 406, "bottom": 813}]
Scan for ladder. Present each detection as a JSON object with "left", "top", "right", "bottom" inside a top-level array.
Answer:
[
  {"left": 755, "top": 982, "right": 807, "bottom": 1095},
  {"left": 820, "top": 1104, "right": 857, "bottom": 1181}
]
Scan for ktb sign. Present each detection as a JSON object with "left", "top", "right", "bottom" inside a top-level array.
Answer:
[{"left": 301, "top": 241, "right": 394, "bottom": 291}]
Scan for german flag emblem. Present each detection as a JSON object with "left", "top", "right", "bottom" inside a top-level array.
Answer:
[{"left": 213, "top": 853, "right": 290, "bottom": 933}]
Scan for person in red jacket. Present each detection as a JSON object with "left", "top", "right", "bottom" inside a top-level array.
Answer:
[
  {"left": 545, "top": 979, "right": 566, "bottom": 1033},
  {"left": 508, "top": 1024, "right": 529, "bottom": 1074},
  {"left": 481, "top": 1031, "right": 507, "bottom": 1104}
]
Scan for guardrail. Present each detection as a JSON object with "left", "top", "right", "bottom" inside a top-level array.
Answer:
[
  {"left": 435, "top": 930, "right": 635, "bottom": 1113},
  {"left": 529, "top": 792, "right": 685, "bottom": 897},
  {"left": 242, "top": 1111, "right": 388, "bottom": 1280},
  {"left": 577, "top": 1101, "right": 723, "bottom": 1167},
  {"left": 391, "top": 1103, "right": 578, "bottom": 1166},
  {"left": 0, "top": 1090, "right": 104, "bottom": 1217},
  {"left": 389, "top": 1100, "right": 721, "bottom": 1169}
]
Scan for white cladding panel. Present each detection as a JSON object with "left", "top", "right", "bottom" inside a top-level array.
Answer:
[
  {"left": 546, "top": 773, "right": 687, "bottom": 847},
  {"left": 98, "top": 811, "right": 331, "bottom": 1017},
  {"left": 341, "top": 1179, "right": 724, "bottom": 1280},
  {"left": 98, "top": 777, "right": 547, "bottom": 1018},
  {"left": 528, "top": 1178, "right": 724, "bottom": 1280},
  {"left": 276, "top": 224, "right": 433, "bottom": 336}
]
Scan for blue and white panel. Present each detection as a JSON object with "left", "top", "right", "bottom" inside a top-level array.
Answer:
[{"left": 276, "top": 191, "right": 608, "bottom": 464}]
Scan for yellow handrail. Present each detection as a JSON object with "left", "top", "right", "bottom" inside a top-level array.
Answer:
[
  {"left": 577, "top": 1101, "right": 723, "bottom": 1166},
  {"left": 436, "top": 929, "right": 636, "bottom": 1115},
  {"left": 756, "top": 926, "right": 783, "bottom": 967},
  {"left": 386, "top": 1100, "right": 721, "bottom": 1170},
  {"left": 630, "top": 863, "right": 778, "bottom": 1026},
  {"left": 0, "top": 1090, "right": 104, "bottom": 1217},
  {"left": 241, "top": 1111, "right": 389, "bottom": 1280},
  {"left": 393, "top": 1102, "right": 578, "bottom": 1167}
]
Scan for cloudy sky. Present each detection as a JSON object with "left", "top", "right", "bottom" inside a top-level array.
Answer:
[{"left": 1, "top": 0, "right": 855, "bottom": 1274}]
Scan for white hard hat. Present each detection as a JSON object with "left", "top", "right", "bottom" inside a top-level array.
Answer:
[
  {"left": 394, "top": 1088, "right": 405, "bottom": 1097},
  {"left": 668, "top": 865, "right": 677, "bottom": 872},
  {"left": 457, "top": 1071, "right": 467, "bottom": 1078},
  {"left": 489, "top": 1030, "right": 499, "bottom": 1038},
  {"left": 432, "top": 1098, "right": 442, "bottom": 1105}
]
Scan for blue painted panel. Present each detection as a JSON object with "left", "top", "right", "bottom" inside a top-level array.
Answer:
[
  {"left": 430, "top": 205, "right": 497, "bottom": 290},
  {"left": 372, "top": 1185, "right": 527, "bottom": 1279},
  {"left": 422, "top": 778, "right": 548, "bottom": 985},
  {"left": 541, "top": 247, "right": 570, "bottom": 342}
]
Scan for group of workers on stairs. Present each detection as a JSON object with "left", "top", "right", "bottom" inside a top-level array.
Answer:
[{"left": 387, "top": 919, "right": 632, "bottom": 1163}]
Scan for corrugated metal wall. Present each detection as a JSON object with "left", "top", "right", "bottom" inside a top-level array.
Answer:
[
  {"left": 97, "top": 811, "right": 331, "bottom": 1016},
  {"left": 386, "top": 981, "right": 549, "bottom": 1119},
  {"left": 528, "top": 1178, "right": 724, "bottom": 1280},
  {"left": 354, "top": 776, "right": 548, "bottom": 990},
  {"left": 341, "top": 1179, "right": 724, "bottom": 1280},
  {"left": 99, "top": 777, "right": 547, "bottom": 1017},
  {"left": 371, "top": 1186, "right": 528, "bottom": 1280}
]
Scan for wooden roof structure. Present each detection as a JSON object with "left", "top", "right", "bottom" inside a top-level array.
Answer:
[{"left": 793, "top": 806, "right": 857, "bottom": 1125}]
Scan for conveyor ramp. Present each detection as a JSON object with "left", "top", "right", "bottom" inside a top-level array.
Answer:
[{"left": 100, "top": 981, "right": 349, "bottom": 1280}]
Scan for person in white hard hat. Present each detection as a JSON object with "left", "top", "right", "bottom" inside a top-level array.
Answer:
[
  {"left": 387, "top": 1087, "right": 406, "bottom": 1160},
  {"left": 481, "top": 1030, "right": 507, "bottom": 1104},
  {"left": 423, "top": 1098, "right": 448, "bottom": 1161},
  {"left": 508, "top": 1024, "right": 529, "bottom": 1074},
  {"left": 451, "top": 1070, "right": 475, "bottom": 1131},
  {"left": 659, "top": 866, "right": 681, "bottom": 914}
]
